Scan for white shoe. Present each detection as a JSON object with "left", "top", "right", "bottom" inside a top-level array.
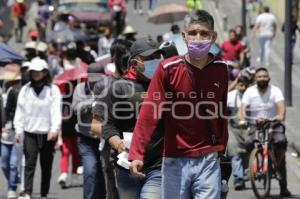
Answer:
[
  {"left": 57, "top": 172, "right": 68, "bottom": 188},
  {"left": 138, "top": 9, "right": 143, "bottom": 15},
  {"left": 77, "top": 166, "right": 83, "bottom": 175},
  {"left": 41, "top": 197, "right": 47, "bottom": 199},
  {"left": 7, "top": 190, "right": 18, "bottom": 199},
  {"left": 17, "top": 194, "right": 30, "bottom": 199}
]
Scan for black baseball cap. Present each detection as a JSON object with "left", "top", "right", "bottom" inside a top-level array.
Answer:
[{"left": 129, "top": 37, "right": 161, "bottom": 60}]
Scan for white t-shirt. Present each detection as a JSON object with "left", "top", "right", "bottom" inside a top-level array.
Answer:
[
  {"left": 14, "top": 83, "right": 62, "bottom": 135},
  {"left": 227, "top": 89, "right": 243, "bottom": 108},
  {"left": 255, "top": 13, "right": 276, "bottom": 37},
  {"left": 242, "top": 84, "right": 284, "bottom": 123}
]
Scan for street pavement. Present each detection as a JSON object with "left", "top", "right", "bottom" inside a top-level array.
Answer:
[{"left": 1, "top": 0, "right": 300, "bottom": 198}]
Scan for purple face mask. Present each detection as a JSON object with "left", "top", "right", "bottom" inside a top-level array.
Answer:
[{"left": 187, "top": 40, "right": 212, "bottom": 60}]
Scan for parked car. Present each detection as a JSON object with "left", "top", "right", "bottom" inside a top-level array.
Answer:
[{"left": 51, "top": 0, "right": 113, "bottom": 49}]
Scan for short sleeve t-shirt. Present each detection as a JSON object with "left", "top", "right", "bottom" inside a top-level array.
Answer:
[
  {"left": 227, "top": 89, "right": 242, "bottom": 108},
  {"left": 221, "top": 40, "right": 243, "bottom": 61},
  {"left": 256, "top": 13, "right": 276, "bottom": 37},
  {"left": 242, "top": 84, "right": 284, "bottom": 123}
]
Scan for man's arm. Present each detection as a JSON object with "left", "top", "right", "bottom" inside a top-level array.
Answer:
[
  {"left": 92, "top": 82, "right": 124, "bottom": 152},
  {"left": 90, "top": 115, "right": 103, "bottom": 138},
  {"left": 48, "top": 86, "right": 62, "bottom": 141},
  {"left": 128, "top": 63, "right": 167, "bottom": 161},
  {"left": 239, "top": 51, "right": 245, "bottom": 66},
  {"left": 220, "top": 65, "right": 229, "bottom": 149},
  {"left": 275, "top": 100, "right": 285, "bottom": 122},
  {"left": 228, "top": 78, "right": 238, "bottom": 92},
  {"left": 108, "top": 135, "right": 125, "bottom": 154},
  {"left": 238, "top": 102, "right": 248, "bottom": 122},
  {"left": 129, "top": 62, "right": 167, "bottom": 177},
  {"left": 273, "top": 87, "right": 285, "bottom": 122},
  {"left": 13, "top": 87, "right": 25, "bottom": 142},
  {"left": 238, "top": 87, "right": 251, "bottom": 123},
  {"left": 91, "top": 113, "right": 124, "bottom": 153}
]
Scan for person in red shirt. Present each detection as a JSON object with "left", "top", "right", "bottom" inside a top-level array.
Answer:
[
  {"left": 129, "top": 10, "right": 228, "bottom": 199},
  {"left": 107, "top": 0, "right": 127, "bottom": 37},
  {"left": 221, "top": 29, "right": 244, "bottom": 64},
  {"left": 11, "top": 0, "right": 27, "bottom": 43}
]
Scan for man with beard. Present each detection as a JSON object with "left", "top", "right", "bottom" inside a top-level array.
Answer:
[
  {"left": 239, "top": 67, "right": 291, "bottom": 197},
  {"left": 221, "top": 29, "right": 244, "bottom": 65}
]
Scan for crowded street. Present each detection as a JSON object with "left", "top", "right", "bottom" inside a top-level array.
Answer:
[{"left": 1, "top": 0, "right": 300, "bottom": 199}]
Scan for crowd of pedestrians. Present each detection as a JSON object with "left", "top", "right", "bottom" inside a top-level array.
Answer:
[{"left": 0, "top": 0, "right": 298, "bottom": 199}]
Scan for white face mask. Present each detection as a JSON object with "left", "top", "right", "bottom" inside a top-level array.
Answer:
[{"left": 142, "top": 59, "right": 161, "bottom": 79}]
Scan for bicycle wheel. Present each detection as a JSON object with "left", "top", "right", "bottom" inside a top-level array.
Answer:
[{"left": 249, "top": 147, "right": 271, "bottom": 199}]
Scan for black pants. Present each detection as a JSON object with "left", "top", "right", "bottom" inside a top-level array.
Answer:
[
  {"left": 278, "top": 156, "right": 288, "bottom": 190},
  {"left": 24, "top": 132, "right": 55, "bottom": 197},
  {"left": 114, "top": 11, "right": 125, "bottom": 37}
]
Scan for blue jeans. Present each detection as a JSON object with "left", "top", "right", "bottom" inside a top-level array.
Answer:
[
  {"left": 291, "top": 38, "right": 296, "bottom": 64},
  {"left": 148, "top": 0, "right": 156, "bottom": 10},
  {"left": 231, "top": 154, "right": 244, "bottom": 184},
  {"left": 162, "top": 152, "right": 221, "bottom": 199},
  {"left": 1, "top": 143, "right": 18, "bottom": 191},
  {"left": 78, "top": 135, "right": 106, "bottom": 199},
  {"left": 115, "top": 167, "right": 161, "bottom": 199}
]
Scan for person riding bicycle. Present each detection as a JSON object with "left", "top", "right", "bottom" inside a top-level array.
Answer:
[{"left": 238, "top": 67, "right": 291, "bottom": 197}]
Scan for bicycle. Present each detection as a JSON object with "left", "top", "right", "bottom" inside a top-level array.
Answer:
[{"left": 248, "top": 119, "right": 284, "bottom": 199}]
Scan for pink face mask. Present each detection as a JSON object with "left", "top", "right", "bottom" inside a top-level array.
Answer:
[{"left": 187, "top": 40, "right": 212, "bottom": 60}]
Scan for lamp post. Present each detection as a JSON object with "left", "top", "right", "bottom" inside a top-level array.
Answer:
[
  {"left": 284, "top": 0, "right": 292, "bottom": 106},
  {"left": 242, "top": 0, "right": 247, "bottom": 35}
]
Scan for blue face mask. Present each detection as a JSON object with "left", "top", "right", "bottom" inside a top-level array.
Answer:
[{"left": 142, "top": 59, "right": 161, "bottom": 79}]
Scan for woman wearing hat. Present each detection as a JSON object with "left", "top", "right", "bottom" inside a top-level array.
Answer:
[
  {"left": 122, "top": 25, "right": 137, "bottom": 42},
  {"left": 14, "top": 57, "right": 62, "bottom": 199}
]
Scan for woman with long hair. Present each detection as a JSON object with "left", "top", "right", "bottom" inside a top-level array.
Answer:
[{"left": 14, "top": 57, "right": 62, "bottom": 199}]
